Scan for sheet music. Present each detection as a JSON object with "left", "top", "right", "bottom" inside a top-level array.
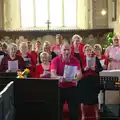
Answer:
[
  {"left": 115, "top": 53, "right": 120, "bottom": 60},
  {"left": 8, "top": 60, "right": 18, "bottom": 72},
  {"left": 63, "top": 65, "right": 77, "bottom": 81},
  {"left": 0, "top": 55, "right": 4, "bottom": 65},
  {"left": 86, "top": 56, "right": 95, "bottom": 68},
  {"left": 24, "top": 58, "right": 31, "bottom": 65},
  {"left": 100, "top": 59, "right": 105, "bottom": 66}
]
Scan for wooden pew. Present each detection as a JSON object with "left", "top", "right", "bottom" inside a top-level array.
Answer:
[
  {"left": 0, "top": 72, "right": 17, "bottom": 91},
  {"left": 14, "top": 78, "right": 60, "bottom": 120},
  {"left": 0, "top": 81, "right": 14, "bottom": 120}
]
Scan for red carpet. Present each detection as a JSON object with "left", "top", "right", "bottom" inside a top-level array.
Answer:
[{"left": 63, "top": 102, "right": 97, "bottom": 120}]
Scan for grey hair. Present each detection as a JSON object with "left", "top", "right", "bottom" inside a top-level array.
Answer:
[
  {"left": 72, "top": 34, "right": 82, "bottom": 42},
  {"left": 8, "top": 43, "right": 18, "bottom": 51}
]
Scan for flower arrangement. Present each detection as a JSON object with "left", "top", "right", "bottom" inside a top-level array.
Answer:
[{"left": 17, "top": 68, "right": 30, "bottom": 78}]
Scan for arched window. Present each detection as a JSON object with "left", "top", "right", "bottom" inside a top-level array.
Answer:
[{"left": 20, "top": 0, "right": 77, "bottom": 28}]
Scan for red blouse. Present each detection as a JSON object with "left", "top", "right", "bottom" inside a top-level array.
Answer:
[
  {"left": 35, "top": 64, "right": 50, "bottom": 78},
  {"left": 0, "top": 55, "right": 26, "bottom": 72}
]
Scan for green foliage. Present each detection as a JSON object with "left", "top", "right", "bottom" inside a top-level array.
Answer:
[{"left": 103, "top": 32, "right": 115, "bottom": 50}]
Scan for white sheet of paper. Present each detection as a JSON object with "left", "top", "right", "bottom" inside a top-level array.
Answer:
[
  {"left": 115, "top": 54, "right": 120, "bottom": 60},
  {"left": 8, "top": 60, "right": 18, "bottom": 72},
  {"left": 100, "top": 60, "right": 105, "bottom": 66},
  {"left": 0, "top": 55, "right": 4, "bottom": 65},
  {"left": 86, "top": 56, "right": 95, "bottom": 68},
  {"left": 63, "top": 65, "right": 77, "bottom": 81}
]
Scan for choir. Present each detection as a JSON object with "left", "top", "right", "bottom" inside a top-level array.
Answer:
[{"left": 0, "top": 33, "right": 120, "bottom": 120}]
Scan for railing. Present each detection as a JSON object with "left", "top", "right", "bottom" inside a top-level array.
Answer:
[{"left": 0, "top": 82, "right": 14, "bottom": 120}]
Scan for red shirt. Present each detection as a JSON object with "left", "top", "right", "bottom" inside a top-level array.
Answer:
[
  {"left": 51, "top": 44, "right": 62, "bottom": 55},
  {"left": 35, "top": 64, "right": 50, "bottom": 78},
  {"left": 51, "top": 55, "right": 81, "bottom": 88},
  {"left": 99, "top": 55, "right": 108, "bottom": 67},
  {"left": 28, "top": 51, "right": 38, "bottom": 65}
]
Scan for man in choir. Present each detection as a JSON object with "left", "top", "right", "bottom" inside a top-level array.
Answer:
[
  {"left": 35, "top": 40, "right": 41, "bottom": 53},
  {"left": 51, "top": 34, "right": 63, "bottom": 55},
  {"left": 51, "top": 43, "right": 82, "bottom": 120},
  {"left": 0, "top": 43, "right": 25, "bottom": 72}
]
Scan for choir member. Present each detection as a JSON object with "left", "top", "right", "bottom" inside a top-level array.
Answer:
[
  {"left": 0, "top": 43, "right": 25, "bottom": 72},
  {"left": 38, "top": 41, "right": 56, "bottom": 63},
  {"left": 105, "top": 35, "right": 120, "bottom": 70},
  {"left": 94, "top": 44, "right": 108, "bottom": 69},
  {"left": 77, "top": 44, "right": 102, "bottom": 120},
  {"left": 18, "top": 42, "right": 35, "bottom": 77},
  {"left": 2, "top": 42, "right": 8, "bottom": 54},
  {"left": 35, "top": 40, "right": 41, "bottom": 54},
  {"left": 51, "top": 34, "right": 63, "bottom": 55},
  {"left": 71, "top": 34, "right": 85, "bottom": 72},
  {"left": 0, "top": 42, "right": 7, "bottom": 56},
  {"left": 51, "top": 43, "right": 82, "bottom": 120},
  {"left": 36, "top": 52, "right": 50, "bottom": 78},
  {"left": 27, "top": 41, "right": 38, "bottom": 65}
]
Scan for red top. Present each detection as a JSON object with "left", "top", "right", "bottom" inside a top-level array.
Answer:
[
  {"left": 99, "top": 55, "right": 108, "bottom": 66},
  {"left": 51, "top": 44, "right": 61, "bottom": 55},
  {"left": 18, "top": 52, "right": 36, "bottom": 77},
  {"left": 35, "top": 64, "right": 50, "bottom": 78},
  {"left": 28, "top": 51, "right": 38, "bottom": 65},
  {"left": 82, "top": 55, "right": 98, "bottom": 77},
  {"left": 0, "top": 55, "right": 26, "bottom": 72},
  {"left": 51, "top": 55, "right": 81, "bottom": 88},
  {"left": 71, "top": 43, "right": 85, "bottom": 61}
]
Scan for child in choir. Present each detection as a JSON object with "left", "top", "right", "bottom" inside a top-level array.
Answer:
[
  {"left": 0, "top": 43, "right": 25, "bottom": 72},
  {"left": 36, "top": 52, "right": 50, "bottom": 78},
  {"left": 77, "top": 44, "right": 102, "bottom": 120},
  {"left": 94, "top": 44, "right": 108, "bottom": 70}
]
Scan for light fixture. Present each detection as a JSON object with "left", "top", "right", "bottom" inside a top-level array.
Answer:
[{"left": 101, "top": 9, "right": 107, "bottom": 16}]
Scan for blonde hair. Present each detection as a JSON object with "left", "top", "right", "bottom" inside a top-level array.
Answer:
[
  {"left": 112, "top": 35, "right": 120, "bottom": 40},
  {"left": 19, "top": 42, "right": 28, "bottom": 48},
  {"left": 43, "top": 41, "right": 51, "bottom": 47},
  {"left": 40, "top": 52, "right": 49, "bottom": 58},
  {"left": 72, "top": 34, "right": 82, "bottom": 42},
  {"left": 93, "top": 44, "right": 102, "bottom": 51},
  {"left": 83, "top": 44, "right": 93, "bottom": 53}
]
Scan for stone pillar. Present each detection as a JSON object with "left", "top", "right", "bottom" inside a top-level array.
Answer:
[{"left": 0, "top": 0, "right": 4, "bottom": 30}]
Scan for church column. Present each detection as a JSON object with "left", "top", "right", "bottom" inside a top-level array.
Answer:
[
  {"left": 0, "top": 0, "right": 4, "bottom": 29},
  {"left": 77, "top": 0, "right": 89, "bottom": 29},
  {"left": 4, "top": 0, "right": 20, "bottom": 30}
]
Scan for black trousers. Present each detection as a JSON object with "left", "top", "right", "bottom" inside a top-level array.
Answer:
[{"left": 59, "top": 87, "right": 78, "bottom": 120}]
